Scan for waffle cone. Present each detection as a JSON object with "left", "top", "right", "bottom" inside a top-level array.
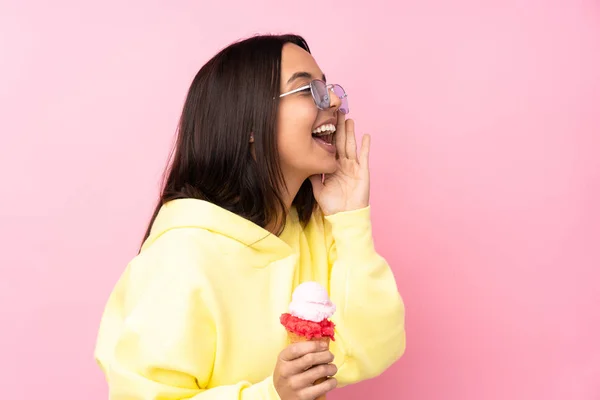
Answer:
[{"left": 287, "top": 332, "right": 331, "bottom": 400}]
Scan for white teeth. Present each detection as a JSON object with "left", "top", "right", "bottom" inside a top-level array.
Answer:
[{"left": 312, "top": 123, "right": 336, "bottom": 135}]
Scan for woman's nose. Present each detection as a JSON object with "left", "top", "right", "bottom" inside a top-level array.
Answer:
[{"left": 328, "top": 86, "right": 342, "bottom": 111}]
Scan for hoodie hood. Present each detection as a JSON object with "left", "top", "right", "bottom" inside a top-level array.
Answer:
[{"left": 142, "top": 198, "right": 295, "bottom": 259}]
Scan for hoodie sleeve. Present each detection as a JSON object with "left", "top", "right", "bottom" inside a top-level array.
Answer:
[
  {"left": 324, "top": 206, "right": 406, "bottom": 386},
  {"left": 94, "top": 235, "right": 281, "bottom": 400}
]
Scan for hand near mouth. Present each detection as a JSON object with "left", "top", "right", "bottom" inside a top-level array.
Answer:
[{"left": 309, "top": 113, "right": 371, "bottom": 216}]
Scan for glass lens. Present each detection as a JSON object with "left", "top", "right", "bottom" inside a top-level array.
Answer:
[
  {"left": 332, "top": 84, "right": 349, "bottom": 114},
  {"left": 310, "top": 80, "right": 330, "bottom": 110}
]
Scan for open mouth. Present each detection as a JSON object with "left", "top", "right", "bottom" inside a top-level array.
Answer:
[{"left": 311, "top": 123, "right": 336, "bottom": 145}]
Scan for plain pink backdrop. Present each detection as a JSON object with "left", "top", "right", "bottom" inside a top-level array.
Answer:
[{"left": 1, "top": 1, "right": 599, "bottom": 399}]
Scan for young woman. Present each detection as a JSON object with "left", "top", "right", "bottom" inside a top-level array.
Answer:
[{"left": 95, "top": 34, "right": 405, "bottom": 400}]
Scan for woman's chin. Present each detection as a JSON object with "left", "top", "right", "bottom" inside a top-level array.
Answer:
[
  {"left": 301, "top": 156, "right": 338, "bottom": 178},
  {"left": 318, "top": 160, "right": 338, "bottom": 175}
]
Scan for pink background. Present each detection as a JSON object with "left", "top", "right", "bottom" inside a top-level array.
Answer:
[{"left": 1, "top": 1, "right": 599, "bottom": 399}]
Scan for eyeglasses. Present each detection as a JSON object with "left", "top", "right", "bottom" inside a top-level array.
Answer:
[{"left": 279, "top": 79, "right": 349, "bottom": 114}]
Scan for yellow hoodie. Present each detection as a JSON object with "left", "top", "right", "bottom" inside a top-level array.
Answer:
[{"left": 95, "top": 198, "right": 405, "bottom": 399}]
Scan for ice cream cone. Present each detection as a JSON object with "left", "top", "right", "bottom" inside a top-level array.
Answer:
[
  {"left": 281, "top": 282, "right": 337, "bottom": 400},
  {"left": 287, "top": 332, "right": 331, "bottom": 400}
]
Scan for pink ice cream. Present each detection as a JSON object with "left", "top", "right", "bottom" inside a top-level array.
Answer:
[{"left": 288, "top": 281, "right": 336, "bottom": 322}]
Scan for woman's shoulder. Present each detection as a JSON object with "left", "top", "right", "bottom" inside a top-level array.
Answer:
[
  {"left": 141, "top": 225, "right": 219, "bottom": 256},
  {"left": 132, "top": 226, "right": 220, "bottom": 281}
]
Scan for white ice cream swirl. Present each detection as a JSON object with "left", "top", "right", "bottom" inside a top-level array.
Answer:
[{"left": 288, "top": 281, "right": 336, "bottom": 323}]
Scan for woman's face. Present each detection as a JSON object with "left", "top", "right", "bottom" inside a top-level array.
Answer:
[{"left": 276, "top": 43, "right": 342, "bottom": 186}]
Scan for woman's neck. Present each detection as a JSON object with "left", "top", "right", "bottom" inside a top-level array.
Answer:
[{"left": 266, "top": 172, "right": 307, "bottom": 235}]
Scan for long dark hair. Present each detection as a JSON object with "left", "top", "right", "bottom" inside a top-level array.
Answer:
[{"left": 141, "top": 34, "right": 317, "bottom": 245}]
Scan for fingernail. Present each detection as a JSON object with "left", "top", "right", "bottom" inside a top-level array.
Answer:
[{"left": 321, "top": 342, "right": 328, "bottom": 349}]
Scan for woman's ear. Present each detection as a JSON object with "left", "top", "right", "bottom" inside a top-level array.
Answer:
[{"left": 249, "top": 132, "right": 255, "bottom": 143}]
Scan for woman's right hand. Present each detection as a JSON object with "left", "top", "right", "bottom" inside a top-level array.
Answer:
[{"left": 273, "top": 341, "right": 338, "bottom": 400}]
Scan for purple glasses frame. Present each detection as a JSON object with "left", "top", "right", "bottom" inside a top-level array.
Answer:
[{"left": 279, "top": 79, "right": 349, "bottom": 114}]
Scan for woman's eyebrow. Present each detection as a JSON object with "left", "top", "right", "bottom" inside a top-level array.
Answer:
[{"left": 287, "top": 71, "right": 327, "bottom": 84}]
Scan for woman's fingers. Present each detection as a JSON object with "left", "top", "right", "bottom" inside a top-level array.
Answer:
[
  {"left": 345, "top": 119, "right": 357, "bottom": 160},
  {"left": 294, "top": 348, "right": 335, "bottom": 372},
  {"left": 280, "top": 341, "right": 326, "bottom": 363},
  {"left": 359, "top": 133, "right": 371, "bottom": 167},
  {"left": 295, "top": 363, "right": 338, "bottom": 387},
  {"left": 335, "top": 113, "right": 347, "bottom": 158},
  {"left": 300, "top": 378, "right": 338, "bottom": 400},
  {"left": 279, "top": 341, "right": 330, "bottom": 376}
]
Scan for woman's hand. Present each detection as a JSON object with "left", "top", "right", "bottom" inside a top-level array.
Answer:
[
  {"left": 309, "top": 113, "right": 370, "bottom": 216},
  {"left": 273, "top": 341, "right": 338, "bottom": 400}
]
